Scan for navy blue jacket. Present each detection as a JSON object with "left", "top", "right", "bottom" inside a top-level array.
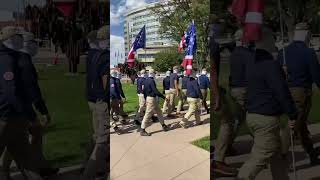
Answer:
[
  {"left": 169, "top": 73, "right": 179, "bottom": 89},
  {"left": 110, "top": 77, "right": 121, "bottom": 100},
  {"left": 143, "top": 77, "right": 165, "bottom": 99},
  {"left": 181, "top": 76, "right": 189, "bottom": 89},
  {"left": 163, "top": 76, "right": 170, "bottom": 91},
  {"left": 278, "top": 41, "right": 320, "bottom": 89},
  {"left": 137, "top": 77, "right": 145, "bottom": 94},
  {"left": 229, "top": 46, "right": 253, "bottom": 88},
  {"left": 18, "top": 52, "right": 48, "bottom": 119},
  {"left": 198, "top": 75, "right": 210, "bottom": 89},
  {"left": 86, "top": 48, "right": 109, "bottom": 102},
  {"left": 0, "top": 44, "right": 27, "bottom": 119},
  {"left": 247, "top": 49, "right": 297, "bottom": 120},
  {"left": 187, "top": 77, "right": 203, "bottom": 99}
]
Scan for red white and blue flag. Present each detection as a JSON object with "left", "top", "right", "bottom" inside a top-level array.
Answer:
[
  {"left": 127, "top": 25, "right": 146, "bottom": 68},
  {"left": 181, "top": 21, "right": 197, "bottom": 75},
  {"left": 178, "top": 32, "right": 187, "bottom": 53}
]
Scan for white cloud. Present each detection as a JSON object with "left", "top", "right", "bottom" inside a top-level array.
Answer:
[
  {"left": 126, "top": 0, "right": 147, "bottom": 11},
  {"left": 110, "top": 35, "right": 125, "bottom": 65},
  {"left": 110, "top": 0, "right": 151, "bottom": 26}
]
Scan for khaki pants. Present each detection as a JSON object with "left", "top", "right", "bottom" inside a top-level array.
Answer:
[
  {"left": 230, "top": 87, "right": 247, "bottom": 144},
  {"left": 162, "top": 90, "right": 172, "bottom": 113},
  {"left": 238, "top": 113, "right": 289, "bottom": 180},
  {"left": 181, "top": 89, "right": 187, "bottom": 108},
  {"left": 200, "top": 89, "right": 209, "bottom": 111},
  {"left": 180, "top": 98, "right": 201, "bottom": 125},
  {"left": 0, "top": 118, "right": 43, "bottom": 180},
  {"left": 82, "top": 100, "right": 108, "bottom": 179},
  {"left": 214, "top": 89, "right": 234, "bottom": 162},
  {"left": 141, "top": 97, "right": 165, "bottom": 129},
  {"left": 169, "top": 88, "right": 182, "bottom": 114},
  {"left": 135, "top": 94, "right": 146, "bottom": 120},
  {"left": 281, "top": 88, "right": 313, "bottom": 155}
]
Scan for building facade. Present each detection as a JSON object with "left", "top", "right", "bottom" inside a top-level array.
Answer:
[{"left": 124, "top": 2, "right": 175, "bottom": 67}]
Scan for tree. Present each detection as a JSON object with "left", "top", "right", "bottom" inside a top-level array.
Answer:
[
  {"left": 152, "top": 0, "right": 210, "bottom": 70},
  {"left": 119, "top": 60, "right": 145, "bottom": 84},
  {"left": 153, "top": 50, "right": 183, "bottom": 72},
  {"left": 210, "top": 0, "right": 320, "bottom": 41}
]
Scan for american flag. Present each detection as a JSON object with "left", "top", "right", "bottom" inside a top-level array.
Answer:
[
  {"left": 127, "top": 25, "right": 146, "bottom": 68},
  {"left": 178, "top": 32, "right": 187, "bottom": 53},
  {"left": 181, "top": 21, "right": 197, "bottom": 75}
]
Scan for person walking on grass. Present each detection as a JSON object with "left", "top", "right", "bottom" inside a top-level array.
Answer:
[
  {"left": 82, "top": 26, "right": 109, "bottom": 180},
  {"left": 140, "top": 69, "right": 170, "bottom": 136}
]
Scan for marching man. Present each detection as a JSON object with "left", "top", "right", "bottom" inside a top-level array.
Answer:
[
  {"left": 179, "top": 73, "right": 203, "bottom": 128},
  {"left": 140, "top": 69, "right": 170, "bottom": 136}
]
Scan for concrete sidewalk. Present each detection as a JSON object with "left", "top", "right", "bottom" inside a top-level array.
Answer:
[
  {"left": 215, "top": 123, "right": 320, "bottom": 180},
  {"left": 110, "top": 107, "right": 210, "bottom": 180}
]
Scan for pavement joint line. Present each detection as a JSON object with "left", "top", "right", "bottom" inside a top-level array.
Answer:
[
  {"left": 169, "top": 158, "right": 209, "bottom": 180},
  {"left": 111, "top": 135, "right": 141, "bottom": 170},
  {"left": 112, "top": 144, "right": 191, "bottom": 179}
]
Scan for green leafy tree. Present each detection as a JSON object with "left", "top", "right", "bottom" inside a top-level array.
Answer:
[
  {"left": 119, "top": 60, "right": 145, "bottom": 84},
  {"left": 152, "top": 0, "right": 210, "bottom": 70},
  {"left": 153, "top": 50, "right": 183, "bottom": 72}
]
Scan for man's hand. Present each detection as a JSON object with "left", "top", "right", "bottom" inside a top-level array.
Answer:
[
  {"left": 288, "top": 120, "right": 296, "bottom": 130},
  {"left": 42, "top": 114, "right": 51, "bottom": 127},
  {"left": 29, "top": 118, "right": 43, "bottom": 135}
]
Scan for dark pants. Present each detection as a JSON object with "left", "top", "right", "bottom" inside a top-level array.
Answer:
[
  {"left": 0, "top": 118, "right": 42, "bottom": 179},
  {"left": 3, "top": 119, "right": 52, "bottom": 175}
]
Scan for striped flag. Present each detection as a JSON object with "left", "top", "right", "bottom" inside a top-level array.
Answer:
[
  {"left": 178, "top": 32, "right": 187, "bottom": 53},
  {"left": 181, "top": 21, "right": 197, "bottom": 75},
  {"left": 127, "top": 25, "right": 146, "bottom": 68}
]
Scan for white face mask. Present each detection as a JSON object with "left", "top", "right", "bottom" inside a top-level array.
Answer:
[
  {"left": 173, "top": 69, "right": 179, "bottom": 73},
  {"left": 201, "top": 71, "right": 207, "bottom": 75},
  {"left": 21, "top": 41, "right": 38, "bottom": 56},
  {"left": 3, "top": 35, "right": 23, "bottom": 51},
  {"left": 99, "top": 40, "right": 109, "bottom": 50},
  {"left": 149, "top": 73, "right": 155, "bottom": 78}
]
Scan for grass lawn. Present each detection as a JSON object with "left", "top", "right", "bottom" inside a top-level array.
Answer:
[{"left": 36, "top": 64, "right": 92, "bottom": 168}]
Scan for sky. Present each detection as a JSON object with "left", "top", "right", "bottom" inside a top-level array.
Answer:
[{"left": 110, "top": 0, "right": 159, "bottom": 65}]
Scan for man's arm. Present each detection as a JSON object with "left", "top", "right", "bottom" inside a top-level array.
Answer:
[
  {"left": 265, "top": 61, "right": 297, "bottom": 120},
  {"left": 18, "top": 55, "right": 49, "bottom": 116},
  {"left": 151, "top": 81, "right": 165, "bottom": 99}
]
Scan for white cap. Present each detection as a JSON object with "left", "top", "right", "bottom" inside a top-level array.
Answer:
[
  {"left": 166, "top": 71, "right": 171, "bottom": 77},
  {"left": 293, "top": 23, "right": 310, "bottom": 42}
]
